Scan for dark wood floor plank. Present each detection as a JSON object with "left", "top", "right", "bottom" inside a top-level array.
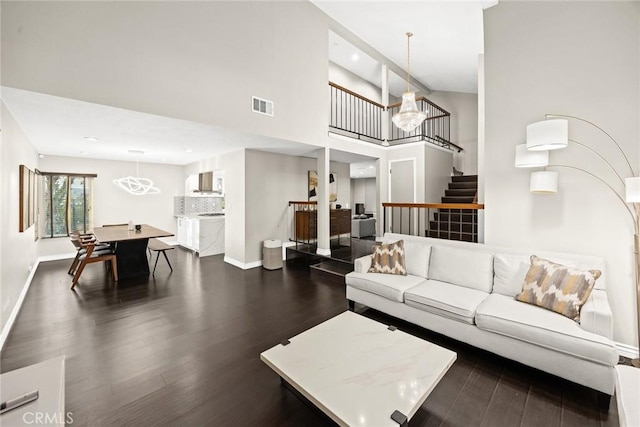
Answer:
[{"left": 0, "top": 246, "right": 619, "bottom": 427}]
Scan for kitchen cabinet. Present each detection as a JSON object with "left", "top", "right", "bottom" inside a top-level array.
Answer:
[{"left": 176, "top": 215, "right": 224, "bottom": 256}]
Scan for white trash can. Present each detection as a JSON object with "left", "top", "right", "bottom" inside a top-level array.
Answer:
[{"left": 263, "top": 239, "right": 283, "bottom": 270}]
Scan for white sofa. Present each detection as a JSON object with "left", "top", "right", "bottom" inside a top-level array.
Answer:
[{"left": 345, "top": 233, "right": 618, "bottom": 397}]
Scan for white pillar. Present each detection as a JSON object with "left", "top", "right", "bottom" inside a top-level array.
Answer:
[
  {"left": 316, "top": 147, "right": 331, "bottom": 256},
  {"left": 381, "top": 64, "right": 390, "bottom": 144}
]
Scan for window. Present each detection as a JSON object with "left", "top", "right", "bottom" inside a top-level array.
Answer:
[{"left": 39, "top": 173, "right": 96, "bottom": 238}]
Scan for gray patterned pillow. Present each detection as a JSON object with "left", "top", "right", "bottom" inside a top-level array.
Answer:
[
  {"left": 369, "top": 240, "right": 407, "bottom": 275},
  {"left": 515, "top": 255, "right": 601, "bottom": 321}
]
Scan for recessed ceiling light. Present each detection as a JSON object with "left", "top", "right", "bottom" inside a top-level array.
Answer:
[
  {"left": 79, "top": 151, "right": 89, "bottom": 155},
  {"left": 84, "top": 137, "right": 99, "bottom": 142},
  {"left": 128, "top": 149, "right": 145, "bottom": 155},
  {"left": 185, "top": 149, "right": 193, "bottom": 153},
  {"left": 38, "top": 154, "right": 45, "bottom": 158},
  {"left": 351, "top": 53, "right": 359, "bottom": 62},
  {"left": 368, "top": 165, "right": 374, "bottom": 169},
  {"left": 162, "top": 158, "right": 168, "bottom": 162}
]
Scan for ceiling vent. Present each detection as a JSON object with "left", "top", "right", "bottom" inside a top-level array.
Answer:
[{"left": 252, "top": 96, "right": 274, "bottom": 117}]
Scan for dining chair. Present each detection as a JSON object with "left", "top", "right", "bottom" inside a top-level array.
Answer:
[
  {"left": 68, "top": 231, "right": 111, "bottom": 275},
  {"left": 71, "top": 242, "right": 118, "bottom": 289}
]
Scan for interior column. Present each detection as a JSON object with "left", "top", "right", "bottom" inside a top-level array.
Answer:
[{"left": 316, "top": 148, "right": 331, "bottom": 256}]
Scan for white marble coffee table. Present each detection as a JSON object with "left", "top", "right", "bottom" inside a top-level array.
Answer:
[{"left": 260, "top": 311, "right": 456, "bottom": 427}]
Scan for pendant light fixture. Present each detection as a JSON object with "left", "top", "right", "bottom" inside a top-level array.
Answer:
[
  {"left": 391, "top": 32, "right": 427, "bottom": 133},
  {"left": 113, "top": 150, "right": 160, "bottom": 195}
]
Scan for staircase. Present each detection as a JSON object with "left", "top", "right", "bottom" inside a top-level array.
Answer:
[{"left": 427, "top": 175, "right": 479, "bottom": 242}]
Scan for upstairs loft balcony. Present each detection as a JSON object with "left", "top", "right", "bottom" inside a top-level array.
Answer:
[{"left": 328, "top": 82, "right": 461, "bottom": 152}]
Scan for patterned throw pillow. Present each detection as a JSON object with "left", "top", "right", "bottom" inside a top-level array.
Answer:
[
  {"left": 515, "top": 255, "right": 601, "bottom": 321},
  {"left": 369, "top": 240, "right": 407, "bottom": 275}
]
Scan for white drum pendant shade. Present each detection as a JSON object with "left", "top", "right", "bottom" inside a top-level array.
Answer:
[
  {"left": 515, "top": 144, "right": 549, "bottom": 168},
  {"left": 530, "top": 171, "right": 558, "bottom": 193},
  {"left": 625, "top": 176, "right": 640, "bottom": 202},
  {"left": 527, "top": 119, "right": 569, "bottom": 151}
]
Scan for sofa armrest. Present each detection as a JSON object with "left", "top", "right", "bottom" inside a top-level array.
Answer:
[
  {"left": 354, "top": 255, "right": 373, "bottom": 273},
  {"left": 580, "top": 289, "right": 614, "bottom": 340}
]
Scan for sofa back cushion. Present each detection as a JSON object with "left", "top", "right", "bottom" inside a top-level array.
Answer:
[
  {"left": 493, "top": 254, "right": 532, "bottom": 297},
  {"left": 403, "top": 241, "right": 431, "bottom": 279},
  {"left": 428, "top": 245, "right": 494, "bottom": 292}
]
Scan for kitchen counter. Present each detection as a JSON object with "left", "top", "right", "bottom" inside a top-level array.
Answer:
[{"left": 176, "top": 214, "right": 225, "bottom": 256}]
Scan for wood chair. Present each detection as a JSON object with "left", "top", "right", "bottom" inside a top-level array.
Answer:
[
  {"left": 147, "top": 238, "right": 175, "bottom": 275},
  {"left": 71, "top": 242, "right": 118, "bottom": 289},
  {"left": 68, "top": 232, "right": 111, "bottom": 275}
]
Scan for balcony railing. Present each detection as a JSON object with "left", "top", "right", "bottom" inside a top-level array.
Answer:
[
  {"left": 328, "top": 82, "right": 460, "bottom": 152},
  {"left": 329, "top": 82, "right": 384, "bottom": 142},
  {"left": 387, "top": 98, "right": 458, "bottom": 151}
]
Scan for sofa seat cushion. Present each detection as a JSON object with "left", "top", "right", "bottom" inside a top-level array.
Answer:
[
  {"left": 404, "top": 280, "right": 490, "bottom": 324},
  {"left": 476, "top": 293, "right": 618, "bottom": 366},
  {"left": 345, "top": 272, "right": 426, "bottom": 303}
]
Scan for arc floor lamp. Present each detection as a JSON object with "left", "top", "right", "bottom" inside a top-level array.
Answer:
[{"left": 515, "top": 114, "right": 640, "bottom": 368}]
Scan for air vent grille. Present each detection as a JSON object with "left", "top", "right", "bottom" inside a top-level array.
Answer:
[{"left": 252, "top": 96, "right": 274, "bottom": 116}]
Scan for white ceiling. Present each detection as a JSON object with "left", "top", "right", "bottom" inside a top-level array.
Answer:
[
  {"left": 317, "top": 0, "right": 492, "bottom": 94},
  {"left": 2, "top": 87, "right": 319, "bottom": 165},
  {"left": 350, "top": 161, "right": 377, "bottom": 179}
]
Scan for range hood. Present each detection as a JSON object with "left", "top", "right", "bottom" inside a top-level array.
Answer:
[{"left": 196, "top": 172, "right": 214, "bottom": 193}]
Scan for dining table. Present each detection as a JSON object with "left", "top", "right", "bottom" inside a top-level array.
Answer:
[{"left": 92, "top": 224, "right": 174, "bottom": 279}]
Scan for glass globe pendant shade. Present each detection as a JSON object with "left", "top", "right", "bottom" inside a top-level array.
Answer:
[{"left": 392, "top": 92, "right": 427, "bottom": 132}]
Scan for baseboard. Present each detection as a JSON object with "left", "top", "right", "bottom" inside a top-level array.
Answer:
[
  {"left": 316, "top": 247, "right": 331, "bottom": 256},
  {"left": 616, "top": 341, "right": 639, "bottom": 359},
  {"left": 0, "top": 259, "right": 41, "bottom": 352},
  {"left": 224, "top": 256, "right": 263, "bottom": 270},
  {"left": 38, "top": 252, "right": 76, "bottom": 262}
]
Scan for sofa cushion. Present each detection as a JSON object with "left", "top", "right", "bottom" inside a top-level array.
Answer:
[
  {"left": 369, "top": 240, "right": 407, "bottom": 275},
  {"left": 428, "top": 245, "right": 494, "bottom": 292},
  {"left": 493, "top": 254, "right": 531, "bottom": 297},
  {"left": 403, "top": 241, "right": 431, "bottom": 279},
  {"left": 404, "top": 280, "right": 489, "bottom": 324},
  {"left": 515, "top": 256, "right": 601, "bottom": 321},
  {"left": 345, "top": 272, "right": 426, "bottom": 303},
  {"left": 476, "top": 293, "right": 618, "bottom": 366}
]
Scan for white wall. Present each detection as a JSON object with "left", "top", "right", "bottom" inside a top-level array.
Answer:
[
  {"left": 329, "top": 62, "right": 383, "bottom": 104},
  {"left": 243, "top": 150, "right": 350, "bottom": 265},
  {"left": 1, "top": 103, "right": 38, "bottom": 340},
  {"left": 425, "top": 146, "right": 454, "bottom": 203},
  {"left": 350, "top": 178, "right": 376, "bottom": 213},
  {"left": 428, "top": 91, "right": 479, "bottom": 175},
  {"left": 2, "top": 1, "right": 330, "bottom": 148},
  {"left": 484, "top": 1, "right": 639, "bottom": 347},
  {"left": 37, "top": 156, "right": 184, "bottom": 256},
  {"left": 221, "top": 150, "right": 246, "bottom": 265}
]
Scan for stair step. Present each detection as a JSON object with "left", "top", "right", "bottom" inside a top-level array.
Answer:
[
  {"left": 449, "top": 181, "right": 477, "bottom": 190},
  {"left": 434, "top": 212, "right": 477, "bottom": 222},
  {"left": 427, "top": 230, "right": 477, "bottom": 242},
  {"left": 451, "top": 175, "right": 478, "bottom": 183},
  {"left": 445, "top": 189, "right": 476, "bottom": 197},
  {"left": 429, "top": 221, "right": 477, "bottom": 233},
  {"left": 441, "top": 196, "right": 475, "bottom": 203}
]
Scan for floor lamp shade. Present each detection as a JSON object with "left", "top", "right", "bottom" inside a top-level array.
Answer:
[
  {"left": 527, "top": 119, "right": 569, "bottom": 151},
  {"left": 626, "top": 176, "right": 640, "bottom": 202},
  {"left": 530, "top": 171, "right": 558, "bottom": 193},
  {"left": 515, "top": 144, "right": 549, "bottom": 168}
]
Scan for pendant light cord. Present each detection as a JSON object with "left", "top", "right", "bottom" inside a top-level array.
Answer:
[{"left": 406, "top": 32, "right": 413, "bottom": 92}]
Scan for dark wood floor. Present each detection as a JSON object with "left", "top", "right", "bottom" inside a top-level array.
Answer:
[{"left": 1, "top": 248, "right": 619, "bottom": 426}]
